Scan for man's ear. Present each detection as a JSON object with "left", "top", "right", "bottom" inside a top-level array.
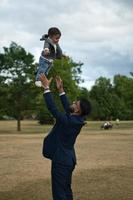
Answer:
[
  {"left": 78, "top": 107, "right": 82, "bottom": 115},
  {"left": 75, "top": 107, "right": 80, "bottom": 114}
]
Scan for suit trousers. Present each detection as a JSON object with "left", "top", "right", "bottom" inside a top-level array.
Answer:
[{"left": 51, "top": 162, "right": 75, "bottom": 200}]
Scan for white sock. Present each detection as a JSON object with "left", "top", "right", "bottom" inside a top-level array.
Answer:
[{"left": 35, "top": 81, "right": 42, "bottom": 87}]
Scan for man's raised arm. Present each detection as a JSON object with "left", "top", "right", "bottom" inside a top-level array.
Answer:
[
  {"left": 39, "top": 74, "right": 69, "bottom": 124},
  {"left": 55, "top": 76, "right": 70, "bottom": 113}
]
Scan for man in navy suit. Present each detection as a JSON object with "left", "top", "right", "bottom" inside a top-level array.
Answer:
[{"left": 40, "top": 74, "right": 91, "bottom": 200}]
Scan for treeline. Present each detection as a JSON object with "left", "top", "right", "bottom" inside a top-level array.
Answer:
[
  {"left": 88, "top": 75, "right": 133, "bottom": 120},
  {"left": 0, "top": 42, "right": 133, "bottom": 131}
]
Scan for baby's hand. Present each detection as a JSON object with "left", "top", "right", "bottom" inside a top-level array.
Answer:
[{"left": 44, "top": 48, "right": 50, "bottom": 55}]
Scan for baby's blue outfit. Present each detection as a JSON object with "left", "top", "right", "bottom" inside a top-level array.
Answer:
[
  {"left": 35, "top": 35, "right": 62, "bottom": 83},
  {"left": 35, "top": 56, "right": 53, "bottom": 81}
]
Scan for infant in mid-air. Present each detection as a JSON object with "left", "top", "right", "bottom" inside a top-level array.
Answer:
[{"left": 35, "top": 27, "right": 62, "bottom": 87}]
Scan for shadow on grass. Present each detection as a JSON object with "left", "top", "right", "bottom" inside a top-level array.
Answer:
[{"left": 0, "top": 166, "right": 133, "bottom": 200}]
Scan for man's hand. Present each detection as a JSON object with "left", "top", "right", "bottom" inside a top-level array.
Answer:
[
  {"left": 39, "top": 74, "right": 52, "bottom": 89},
  {"left": 55, "top": 76, "right": 64, "bottom": 93}
]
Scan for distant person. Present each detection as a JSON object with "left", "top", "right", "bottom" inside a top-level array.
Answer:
[
  {"left": 35, "top": 27, "right": 63, "bottom": 87},
  {"left": 101, "top": 121, "right": 113, "bottom": 129},
  {"left": 116, "top": 118, "right": 120, "bottom": 125},
  {"left": 40, "top": 74, "right": 91, "bottom": 200}
]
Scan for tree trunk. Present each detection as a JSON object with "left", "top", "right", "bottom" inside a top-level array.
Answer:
[{"left": 17, "top": 117, "right": 21, "bottom": 131}]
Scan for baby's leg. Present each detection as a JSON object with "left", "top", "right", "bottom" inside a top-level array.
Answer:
[{"left": 35, "top": 57, "right": 52, "bottom": 87}]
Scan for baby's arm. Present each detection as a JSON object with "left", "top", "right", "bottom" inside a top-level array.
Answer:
[
  {"left": 43, "top": 41, "right": 50, "bottom": 55},
  {"left": 43, "top": 48, "right": 50, "bottom": 55}
]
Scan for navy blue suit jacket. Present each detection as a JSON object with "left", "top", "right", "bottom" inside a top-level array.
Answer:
[{"left": 42, "top": 91, "right": 85, "bottom": 167}]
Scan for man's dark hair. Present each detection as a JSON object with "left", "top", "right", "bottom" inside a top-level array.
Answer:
[
  {"left": 48, "top": 27, "right": 61, "bottom": 37},
  {"left": 80, "top": 99, "right": 91, "bottom": 116}
]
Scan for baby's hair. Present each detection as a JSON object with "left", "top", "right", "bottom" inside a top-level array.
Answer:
[
  {"left": 48, "top": 27, "right": 61, "bottom": 37},
  {"left": 40, "top": 27, "right": 61, "bottom": 41}
]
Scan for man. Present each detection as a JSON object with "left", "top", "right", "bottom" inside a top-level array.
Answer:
[{"left": 40, "top": 74, "right": 91, "bottom": 200}]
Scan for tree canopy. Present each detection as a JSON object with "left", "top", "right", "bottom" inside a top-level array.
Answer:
[{"left": 89, "top": 75, "right": 133, "bottom": 120}]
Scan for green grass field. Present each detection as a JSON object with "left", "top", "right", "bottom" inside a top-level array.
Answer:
[{"left": 0, "top": 120, "right": 133, "bottom": 200}]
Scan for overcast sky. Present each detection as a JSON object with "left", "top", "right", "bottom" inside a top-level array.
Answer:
[{"left": 0, "top": 0, "right": 133, "bottom": 89}]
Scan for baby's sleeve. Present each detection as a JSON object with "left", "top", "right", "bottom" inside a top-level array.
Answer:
[{"left": 43, "top": 41, "right": 50, "bottom": 49}]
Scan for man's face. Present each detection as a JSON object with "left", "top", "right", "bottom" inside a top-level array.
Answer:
[
  {"left": 51, "top": 34, "right": 61, "bottom": 44},
  {"left": 69, "top": 100, "right": 81, "bottom": 114}
]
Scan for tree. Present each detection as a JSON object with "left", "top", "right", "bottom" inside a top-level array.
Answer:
[
  {"left": 130, "top": 68, "right": 133, "bottom": 76},
  {"left": 0, "top": 76, "right": 8, "bottom": 119},
  {"left": 88, "top": 74, "right": 133, "bottom": 120},
  {"left": 0, "top": 42, "right": 38, "bottom": 131},
  {"left": 89, "top": 77, "right": 113, "bottom": 120},
  {"left": 113, "top": 75, "right": 133, "bottom": 119}
]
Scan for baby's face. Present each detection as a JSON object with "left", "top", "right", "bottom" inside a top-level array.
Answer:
[{"left": 51, "top": 34, "right": 61, "bottom": 44}]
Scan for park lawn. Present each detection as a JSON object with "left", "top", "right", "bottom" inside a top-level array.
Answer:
[
  {"left": 0, "top": 120, "right": 51, "bottom": 134},
  {"left": 0, "top": 120, "right": 133, "bottom": 134},
  {"left": 0, "top": 120, "right": 133, "bottom": 200}
]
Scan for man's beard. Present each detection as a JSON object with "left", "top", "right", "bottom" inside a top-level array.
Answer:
[{"left": 69, "top": 105, "right": 74, "bottom": 113}]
